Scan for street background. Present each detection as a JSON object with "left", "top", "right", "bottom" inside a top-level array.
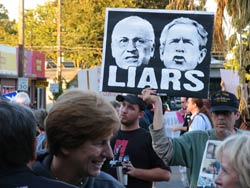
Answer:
[{"left": 156, "top": 166, "right": 185, "bottom": 188}]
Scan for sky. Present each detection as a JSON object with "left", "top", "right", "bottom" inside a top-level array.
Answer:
[{"left": 1, "top": 0, "right": 49, "bottom": 20}]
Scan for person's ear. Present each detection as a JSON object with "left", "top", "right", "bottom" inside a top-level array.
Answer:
[
  {"left": 61, "top": 148, "right": 71, "bottom": 156},
  {"left": 159, "top": 45, "right": 164, "bottom": 61},
  {"left": 111, "top": 42, "right": 115, "bottom": 58},
  {"left": 235, "top": 111, "right": 241, "bottom": 120},
  {"left": 138, "top": 111, "right": 145, "bottom": 119},
  {"left": 150, "top": 43, "right": 155, "bottom": 58},
  {"left": 198, "top": 48, "right": 207, "bottom": 64}
]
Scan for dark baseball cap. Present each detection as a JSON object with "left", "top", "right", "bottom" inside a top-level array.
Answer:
[
  {"left": 210, "top": 91, "right": 239, "bottom": 112},
  {"left": 116, "top": 94, "right": 147, "bottom": 111}
]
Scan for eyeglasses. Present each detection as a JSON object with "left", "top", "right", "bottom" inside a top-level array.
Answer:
[{"left": 118, "top": 37, "right": 152, "bottom": 48}]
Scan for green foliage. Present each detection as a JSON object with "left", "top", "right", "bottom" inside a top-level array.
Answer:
[
  {"left": 0, "top": 4, "right": 9, "bottom": 20},
  {"left": 24, "top": 2, "right": 57, "bottom": 61},
  {"left": 0, "top": 4, "right": 18, "bottom": 45},
  {"left": 166, "top": 0, "right": 205, "bottom": 10},
  {"left": 224, "top": 0, "right": 250, "bottom": 84},
  {"left": 22, "top": 0, "right": 139, "bottom": 69},
  {"left": 225, "top": 27, "right": 250, "bottom": 83},
  {"left": 1, "top": 0, "right": 207, "bottom": 69},
  {"left": 134, "top": 0, "right": 170, "bottom": 9},
  {"left": 227, "top": 0, "right": 250, "bottom": 32}
]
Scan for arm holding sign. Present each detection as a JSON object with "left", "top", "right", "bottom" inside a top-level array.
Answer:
[
  {"left": 140, "top": 88, "right": 174, "bottom": 165},
  {"left": 140, "top": 88, "right": 222, "bottom": 187}
]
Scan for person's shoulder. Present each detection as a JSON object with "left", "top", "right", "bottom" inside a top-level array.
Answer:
[
  {"left": 236, "top": 128, "right": 249, "bottom": 134},
  {"left": 194, "top": 113, "right": 206, "bottom": 120},
  {"left": 0, "top": 167, "right": 77, "bottom": 188},
  {"left": 35, "top": 176, "right": 78, "bottom": 188},
  {"left": 91, "top": 171, "right": 125, "bottom": 188},
  {"left": 32, "top": 151, "right": 52, "bottom": 178},
  {"left": 136, "top": 128, "right": 152, "bottom": 138},
  {"left": 179, "top": 129, "right": 213, "bottom": 139},
  {"left": 96, "top": 171, "right": 114, "bottom": 179},
  {"left": 138, "top": 127, "right": 150, "bottom": 133}
]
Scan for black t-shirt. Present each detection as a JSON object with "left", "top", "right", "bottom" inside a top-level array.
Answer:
[
  {"left": 102, "top": 128, "right": 169, "bottom": 188},
  {"left": 180, "top": 112, "right": 192, "bottom": 135}
]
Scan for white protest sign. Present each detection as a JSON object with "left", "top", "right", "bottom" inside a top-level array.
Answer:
[
  {"left": 163, "top": 111, "right": 184, "bottom": 138},
  {"left": 78, "top": 66, "right": 120, "bottom": 101}
]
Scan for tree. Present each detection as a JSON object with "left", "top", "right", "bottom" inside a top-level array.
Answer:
[
  {"left": 226, "top": 0, "right": 250, "bottom": 83},
  {"left": 166, "top": 0, "right": 206, "bottom": 10},
  {"left": 0, "top": 3, "right": 18, "bottom": 45},
  {"left": 134, "top": 0, "right": 170, "bottom": 9},
  {"left": 61, "top": 0, "right": 136, "bottom": 68},
  {"left": 212, "top": 0, "right": 227, "bottom": 60},
  {"left": 23, "top": 0, "right": 138, "bottom": 69},
  {"left": 24, "top": 2, "right": 58, "bottom": 61}
]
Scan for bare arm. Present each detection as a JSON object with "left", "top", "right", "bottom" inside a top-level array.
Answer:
[
  {"left": 123, "top": 161, "right": 171, "bottom": 182},
  {"left": 171, "top": 126, "right": 188, "bottom": 132}
]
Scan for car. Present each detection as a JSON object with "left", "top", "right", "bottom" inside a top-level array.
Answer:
[
  {"left": 62, "top": 61, "right": 75, "bottom": 68},
  {"left": 170, "top": 97, "right": 182, "bottom": 110},
  {"left": 46, "top": 61, "right": 57, "bottom": 69}
]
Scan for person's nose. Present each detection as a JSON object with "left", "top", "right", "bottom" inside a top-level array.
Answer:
[
  {"left": 175, "top": 40, "right": 184, "bottom": 53},
  {"left": 126, "top": 40, "right": 137, "bottom": 52},
  {"left": 120, "top": 106, "right": 128, "bottom": 114},
  {"left": 216, "top": 113, "right": 226, "bottom": 120},
  {"left": 214, "top": 171, "right": 222, "bottom": 187},
  {"left": 103, "top": 143, "right": 114, "bottom": 160}
]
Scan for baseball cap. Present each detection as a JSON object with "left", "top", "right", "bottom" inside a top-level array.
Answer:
[
  {"left": 116, "top": 94, "right": 147, "bottom": 111},
  {"left": 210, "top": 91, "right": 239, "bottom": 112}
]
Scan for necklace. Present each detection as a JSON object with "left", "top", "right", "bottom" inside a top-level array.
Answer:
[{"left": 51, "top": 164, "right": 87, "bottom": 188}]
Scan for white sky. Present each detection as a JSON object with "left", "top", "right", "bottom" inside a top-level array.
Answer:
[{"left": 1, "top": 0, "right": 49, "bottom": 20}]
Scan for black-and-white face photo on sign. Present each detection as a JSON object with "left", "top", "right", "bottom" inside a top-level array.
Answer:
[
  {"left": 100, "top": 8, "right": 214, "bottom": 98},
  {"left": 159, "top": 17, "right": 208, "bottom": 71},
  {"left": 111, "top": 16, "right": 155, "bottom": 69}
]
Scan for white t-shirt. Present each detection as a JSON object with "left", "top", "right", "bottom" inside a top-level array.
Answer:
[{"left": 189, "top": 113, "right": 212, "bottom": 131}]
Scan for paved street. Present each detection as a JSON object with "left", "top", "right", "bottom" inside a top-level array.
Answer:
[{"left": 155, "top": 166, "right": 186, "bottom": 188}]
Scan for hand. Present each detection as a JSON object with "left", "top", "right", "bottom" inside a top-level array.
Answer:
[
  {"left": 139, "top": 87, "right": 159, "bottom": 104},
  {"left": 122, "top": 161, "right": 135, "bottom": 176},
  {"left": 171, "top": 126, "right": 180, "bottom": 132}
]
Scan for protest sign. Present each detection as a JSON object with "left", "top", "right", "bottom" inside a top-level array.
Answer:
[{"left": 100, "top": 8, "right": 214, "bottom": 98}]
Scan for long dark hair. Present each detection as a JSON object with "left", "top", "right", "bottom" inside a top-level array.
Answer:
[{"left": 189, "top": 98, "right": 213, "bottom": 128}]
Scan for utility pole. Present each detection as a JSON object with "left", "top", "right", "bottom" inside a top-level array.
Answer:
[
  {"left": 56, "top": 0, "right": 62, "bottom": 95},
  {"left": 18, "top": 0, "right": 24, "bottom": 78}
]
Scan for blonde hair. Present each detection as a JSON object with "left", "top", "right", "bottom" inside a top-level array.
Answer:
[{"left": 216, "top": 132, "right": 250, "bottom": 187}]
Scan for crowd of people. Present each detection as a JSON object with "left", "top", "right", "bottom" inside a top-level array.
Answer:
[
  {"left": 0, "top": 6, "right": 248, "bottom": 188},
  {"left": 1, "top": 88, "right": 249, "bottom": 188}
]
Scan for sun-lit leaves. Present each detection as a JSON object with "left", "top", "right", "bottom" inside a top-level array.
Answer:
[{"left": 0, "top": 4, "right": 18, "bottom": 45}]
